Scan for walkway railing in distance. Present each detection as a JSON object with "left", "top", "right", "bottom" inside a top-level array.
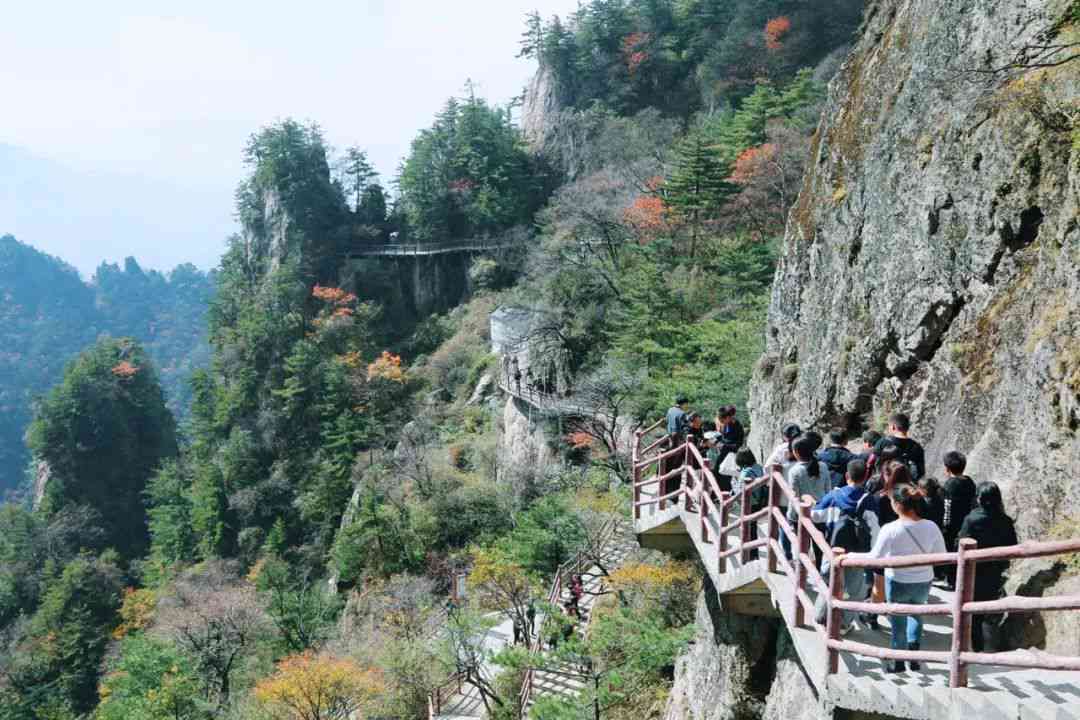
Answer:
[
  {"left": 349, "top": 237, "right": 525, "bottom": 258},
  {"left": 517, "top": 545, "right": 594, "bottom": 716},
  {"left": 631, "top": 420, "right": 1080, "bottom": 691},
  {"left": 428, "top": 672, "right": 466, "bottom": 720}
]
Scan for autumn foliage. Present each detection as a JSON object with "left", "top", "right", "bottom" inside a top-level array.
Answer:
[
  {"left": 730, "top": 143, "right": 778, "bottom": 184},
  {"left": 254, "top": 652, "right": 384, "bottom": 720},
  {"left": 111, "top": 587, "right": 157, "bottom": 640},
  {"left": 623, "top": 195, "right": 669, "bottom": 237},
  {"left": 622, "top": 32, "right": 651, "bottom": 73},
  {"left": 111, "top": 361, "right": 139, "bottom": 379},
  {"left": 764, "top": 16, "right": 792, "bottom": 51},
  {"left": 312, "top": 285, "right": 358, "bottom": 307},
  {"left": 367, "top": 351, "right": 404, "bottom": 383},
  {"left": 567, "top": 431, "right": 596, "bottom": 450}
]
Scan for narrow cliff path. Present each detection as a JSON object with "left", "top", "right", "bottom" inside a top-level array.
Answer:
[
  {"left": 635, "top": 458, "right": 1080, "bottom": 720},
  {"left": 433, "top": 521, "right": 638, "bottom": 720}
]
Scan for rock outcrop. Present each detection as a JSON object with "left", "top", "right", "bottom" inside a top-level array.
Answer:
[
  {"left": 749, "top": 0, "right": 1080, "bottom": 540},
  {"left": 521, "top": 63, "right": 563, "bottom": 148},
  {"left": 664, "top": 581, "right": 778, "bottom": 720}
]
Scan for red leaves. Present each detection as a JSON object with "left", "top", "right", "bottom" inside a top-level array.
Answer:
[
  {"left": 567, "top": 431, "right": 595, "bottom": 450},
  {"left": 623, "top": 195, "right": 669, "bottom": 234},
  {"left": 312, "top": 285, "right": 358, "bottom": 306},
  {"left": 765, "top": 16, "right": 792, "bottom": 51},
  {"left": 622, "top": 32, "right": 652, "bottom": 73},
  {"left": 730, "top": 144, "right": 778, "bottom": 184},
  {"left": 111, "top": 361, "right": 139, "bottom": 379}
]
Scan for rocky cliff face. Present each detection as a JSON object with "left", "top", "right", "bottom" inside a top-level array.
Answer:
[
  {"left": 749, "top": 0, "right": 1080, "bottom": 539},
  {"left": 521, "top": 63, "right": 563, "bottom": 148}
]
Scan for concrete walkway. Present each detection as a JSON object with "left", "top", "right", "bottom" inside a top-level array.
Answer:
[{"left": 635, "top": 478, "right": 1080, "bottom": 719}]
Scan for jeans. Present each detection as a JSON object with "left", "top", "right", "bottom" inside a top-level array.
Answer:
[
  {"left": 884, "top": 577, "right": 931, "bottom": 649},
  {"left": 815, "top": 562, "right": 868, "bottom": 626}
]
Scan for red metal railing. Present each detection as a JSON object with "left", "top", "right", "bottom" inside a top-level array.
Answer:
[
  {"left": 631, "top": 423, "right": 1080, "bottom": 690},
  {"left": 517, "top": 543, "right": 595, "bottom": 716}
]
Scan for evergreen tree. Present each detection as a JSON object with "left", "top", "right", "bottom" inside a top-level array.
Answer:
[
  {"left": 664, "top": 129, "right": 738, "bottom": 256},
  {"left": 28, "top": 338, "right": 177, "bottom": 559}
]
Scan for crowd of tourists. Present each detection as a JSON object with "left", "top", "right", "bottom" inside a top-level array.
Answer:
[{"left": 663, "top": 399, "right": 1020, "bottom": 674}]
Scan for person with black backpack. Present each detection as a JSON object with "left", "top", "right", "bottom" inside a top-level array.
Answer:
[
  {"left": 873, "top": 413, "right": 926, "bottom": 480},
  {"left": 817, "top": 428, "right": 854, "bottom": 489},
  {"left": 812, "top": 458, "right": 878, "bottom": 631}
]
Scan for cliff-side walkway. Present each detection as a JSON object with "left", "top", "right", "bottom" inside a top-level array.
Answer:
[{"left": 633, "top": 424, "right": 1080, "bottom": 720}]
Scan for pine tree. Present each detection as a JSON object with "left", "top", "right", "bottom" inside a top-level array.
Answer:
[
  {"left": 28, "top": 338, "right": 177, "bottom": 560},
  {"left": 664, "top": 129, "right": 738, "bottom": 257}
]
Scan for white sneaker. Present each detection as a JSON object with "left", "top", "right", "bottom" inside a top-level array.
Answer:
[{"left": 840, "top": 621, "right": 859, "bottom": 637}]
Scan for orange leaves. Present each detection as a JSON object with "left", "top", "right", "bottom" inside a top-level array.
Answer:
[
  {"left": 111, "top": 361, "right": 139, "bottom": 379},
  {"left": 312, "top": 285, "right": 358, "bottom": 307},
  {"left": 765, "top": 16, "right": 792, "bottom": 51},
  {"left": 567, "top": 431, "right": 595, "bottom": 450},
  {"left": 623, "top": 195, "right": 669, "bottom": 237},
  {"left": 622, "top": 32, "right": 651, "bottom": 73},
  {"left": 730, "top": 143, "right": 778, "bottom": 184},
  {"left": 367, "top": 351, "right": 404, "bottom": 383},
  {"left": 254, "top": 651, "right": 384, "bottom": 720}
]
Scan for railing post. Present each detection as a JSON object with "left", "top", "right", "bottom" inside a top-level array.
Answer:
[
  {"left": 739, "top": 485, "right": 753, "bottom": 565},
  {"left": 682, "top": 442, "right": 691, "bottom": 509},
  {"left": 826, "top": 548, "right": 847, "bottom": 675},
  {"left": 718, "top": 492, "right": 730, "bottom": 573},
  {"left": 950, "top": 538, "right": 978, "bottom": 688},
  {"left": 766, "top": 470, "right": 779, "bottom": 574},
  {"left": 632, "top": 430, "right": 642, "bottom": 521},
  {"left": 699, "top": 453, "right": 709, "bottom": 544},
  {"left": 794, "top": 499, "right": 812, "bottom": 627}
]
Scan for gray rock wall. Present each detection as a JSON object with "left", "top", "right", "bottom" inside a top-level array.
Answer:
[
  {"left": 748, "top": 0, "right": 1080, "bottom": 539},
  {"left": 664, "top": 582, "right": 778, "bottom": 720}
]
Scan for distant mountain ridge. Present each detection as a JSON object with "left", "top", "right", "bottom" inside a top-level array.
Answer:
[
  {"left": 0, "top": 235, "right": 213, "bottom": 493},
  {"left": 0, "top": 142, "right": 232, "bottom": 276}
]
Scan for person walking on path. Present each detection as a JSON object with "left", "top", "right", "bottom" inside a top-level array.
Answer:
[
  {"left": 959, "top": 481, "right": 1019, "bottom": 651},
  {"left": 812, "top": 458, "right": 877, "bottom": 631},
  {"left": 784, "top": 435, "right": 832, "bottom": 562},
  {"left": 663, "top": 396, "right": 691, "bottom": 498},
  {"left": 818, "top": 428, "right": 855, "bottom": 489},
  {"left": 526, "top": 600, "right": 537, "bottom": 644},
  {"left": 873, "top": 412, "right": 926, "bottom": 480},
  {"left": 860, "top": 459, "right": 915, "bottom": 623},
  {"left": 849, "top": 484, "right": 946, "bottom": 673},
  {"left": 942, "top": 450, "right": 977, "bottom": 589},
  {"left": 713, "top": 406, "right": 745, "bottom": 492}
]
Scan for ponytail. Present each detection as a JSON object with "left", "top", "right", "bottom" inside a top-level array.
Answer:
[
  {"left": 792, "top": 436, "right": 820, "bottom": 477},
  {"left": 892, "top": 484, "right": 927, "bottom": 518}
]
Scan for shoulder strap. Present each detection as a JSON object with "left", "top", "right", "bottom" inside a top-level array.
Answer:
[{"left": 900, "top": 523, "right": 929, "bottom": 554}]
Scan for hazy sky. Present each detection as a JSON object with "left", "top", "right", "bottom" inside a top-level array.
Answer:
[{"left": 0, "top": 1, "right": 581, "bottom": 275}]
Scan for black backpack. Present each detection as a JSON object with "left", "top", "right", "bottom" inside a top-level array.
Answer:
[
  {"left": 882, "top": 439, "right": 922, "bottom": 481},
  {"left": 830, "top": 497, "right": 873, "bottom": 553}
]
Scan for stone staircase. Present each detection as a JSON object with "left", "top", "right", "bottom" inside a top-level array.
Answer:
[{"left": 433, "top": 521, "right": 638, "bottom": 720}]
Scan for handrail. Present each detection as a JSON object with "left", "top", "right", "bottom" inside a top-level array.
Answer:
[
  {"left": 350, "top": 237, "right": 524, "bottom": 257},
  {"left": 518, "top": 521, "right": 615, "bottom": 716},
  {"left": 632, "top": 415, "right": 1080, "bottom": 694}
]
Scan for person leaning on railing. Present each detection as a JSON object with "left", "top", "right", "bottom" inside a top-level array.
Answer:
[{"left": 848, "top": 484, "right": 946, "bottom": 674}]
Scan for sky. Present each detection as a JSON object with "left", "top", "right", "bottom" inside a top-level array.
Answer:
[{"left": 0, "top": 0, "right": 581, "bottom": 276}]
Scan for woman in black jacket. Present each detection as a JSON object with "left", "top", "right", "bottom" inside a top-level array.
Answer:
[{"left": 958, "top": 482, "right": 1019, "bottom": 652}]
